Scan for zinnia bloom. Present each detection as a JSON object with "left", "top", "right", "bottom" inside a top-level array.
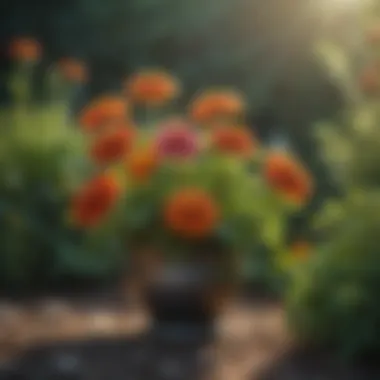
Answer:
[
  {"left": 9, "top": 37, "right": 42, "bottom": 63},
  {"left": 212, "top": 126, "right": 255, "bottom": 156},
  {"left": 164, "top": 188, "right": 220, "bottom": 238},
  {"left": 264, "top": 153, "right": 313, "bottom": 204},
  {"left": 156, "top": 121, "right": 199, "bottom": 158},
  {"left": 79, "top": 96, "right": 128, "bottom": 133},
  {"left": 90, "top": 127, "right": 135, "bottom": 165},
  {"left": 127, "top": 147, "right": 159, "bottom": 182},
  {"left": 71, "top": 175, "right": 120, "bottom": 228},
  {"left": 125, "top": 69, "right": 181, "bottom": 105},
  {"left": 58, "top": 58, "right": 88, "bottom": 83},
  {"left": 189, "top": 90, "right": 245, "bottom": 124}
]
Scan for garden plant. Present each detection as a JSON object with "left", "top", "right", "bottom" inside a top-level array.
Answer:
[
  {"left": 286, "top": 0, "right": 380, "bottom": 360},
  {"left": 70, "top": 69, "right": 314, "bottom": 307},
  {"left": 0, "top": 39, "right": 122, "bottom": 291}
]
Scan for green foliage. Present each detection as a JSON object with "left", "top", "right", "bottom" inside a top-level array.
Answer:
[
  {"left": 75, "top": 80, "right": 310, "bottom": 283},
  {"left": 287, "top": 194, "right": 380, "bottom": 358},
  {"left": 0, "top": 63, "right": 124, "bottom": 290},
  {"left": 287, "top": 0, "right": 380, "bottom": 359},
  {"left": 91, "top": 126, "right": 293, "bottom": 267}
]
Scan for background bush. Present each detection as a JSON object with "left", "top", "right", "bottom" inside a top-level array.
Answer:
[
  {"left": 0, "top": 66, "right": 125, "bottom": 293},
  {"left": 286, "top": 0, "right": 380, "bottom": 359}
]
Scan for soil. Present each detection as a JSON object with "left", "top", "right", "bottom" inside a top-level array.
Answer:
[
  {"left": 0, "top": 291, "right": 287, "bottom": 380},
  {"left": 0, "top": 287, "right": 378, "bottom": 380}
]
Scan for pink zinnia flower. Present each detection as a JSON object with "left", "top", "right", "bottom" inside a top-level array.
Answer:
[{"left": 156, "top": 118, "right": 199, "bottom": 158}]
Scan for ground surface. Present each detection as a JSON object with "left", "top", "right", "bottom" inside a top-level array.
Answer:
[
  {"left": 0, "top": 294, "right": 287, "bottom": 379},
  {"left": 0, "top": 295, "right": 379, "bottom": 380}
]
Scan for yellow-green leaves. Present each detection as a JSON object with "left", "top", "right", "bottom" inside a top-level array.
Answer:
[
  {"left": 315, "top": 41, "right": 359, "bottom": 103},
  {"left": 313, "top": 199, "right": 346, "bottom": 232}
]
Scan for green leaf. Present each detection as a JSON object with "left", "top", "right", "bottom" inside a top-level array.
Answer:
[{"left": 261, "top": 213, "right": 286, "bottom": 251}]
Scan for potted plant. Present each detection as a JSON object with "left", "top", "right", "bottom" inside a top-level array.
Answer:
[{"left": 70, "top": 69, "right": 313, "bottom": 335}]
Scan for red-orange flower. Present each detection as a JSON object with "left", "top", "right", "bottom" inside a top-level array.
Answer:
[
  {"left": 359, "top": 64, "right": 380, "bottom": 95},
  {"left": 264, "top": 153, "right": 313, "bottom": 205},
  {"left": 212, "top": 126, "right": 256, "bottom": 156},
  {"left": 127, "top": 147, "right": 159, "bottom": 182},
  {"left": 71, "top": 175, "right": 120, "bottom": 228},
  {"left": 189, "top": 90, "right": 245, "bottom": 124},
  {"left": 79, "top": 96, "right": 128, "bottom": 133},
  {"left": 125, "top": 69, "right": 180, "bottom": 105},
  {"left": 164, "top": 188, "right": 220, "bottom": 238},
  {"left": 9, "top": 37, "right": 42, "bottom": 63},
  {"left": 90, "top": 127, "right": 135, "bottom": 165},
  {"left": 58, "top": 58, "right": 88, "bottom": 83}
]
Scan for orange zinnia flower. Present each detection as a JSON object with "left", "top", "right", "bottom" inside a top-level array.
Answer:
[
  {"left": 264, "top": 153, "right": 313, "bottom": 205},
  {"left": 58, "top": 58, "right": 88, "bottom": 83},
  {"left": 164, "top": 188, "right": 220, "bottom": 238},
  {"left": 189, "top": 90, "right": 245, "bottom": 124},
  {"left": 90, "top": 127, "right": 135, "bottom": 165},
  {"left": 125, "top": 69, "right": 181, "bottom": 105},
  {"left": 127, "top": 147, "right": 159, "bottom": 182},
  {"left": 71, "top": 174, "right": 120, "bottom": 228},
  {"left": 9, "top": 37, "right": 42, "bottom": 63},
  {"left": 79, "top": 96, "right": 128, "bottom": 133},
  {"left": 212, "top": 126, "right": 256, "bottom": 156}
]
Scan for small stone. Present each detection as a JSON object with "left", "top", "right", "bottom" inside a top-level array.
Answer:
[
  {"left": 48, "top": 352, "right": 82, "bottom": 380},
  {"left": 89, "top": 312, "right": 117, "bottom": 333},
  {"left": 0, "top": 304, "right": 22, "bottom": 327}
]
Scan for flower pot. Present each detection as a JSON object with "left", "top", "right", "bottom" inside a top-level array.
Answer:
[
  {"left": 126, "top": 244, "right": 236, "bottom": 342},
  {"left": 144, "top": 261, "right": 229, "bottom": 343},
  {"left": 125, "top": 239, "right": 239, "bottom": 343}
]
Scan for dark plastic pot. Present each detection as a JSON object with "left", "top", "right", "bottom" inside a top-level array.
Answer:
[{"left": 144, "top": 262, "right": 222, "bottom": 342}]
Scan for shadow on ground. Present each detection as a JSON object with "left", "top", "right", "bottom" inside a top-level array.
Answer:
[{"left": 2, "top": 333, "right": 214, "bottom": 380}]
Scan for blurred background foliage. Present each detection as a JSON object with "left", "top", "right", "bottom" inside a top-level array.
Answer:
[
  {"left": 0, "top": 0, "right": 362, "bottom": 292},
  {"left": 286, "top": 0, "right": 380, "bottom": 359},
  {"left": 0, "top": 64, "right": 126, "bottom": 293}
]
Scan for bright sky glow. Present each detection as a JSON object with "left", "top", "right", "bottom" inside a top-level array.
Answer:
[{"left": 317, "top": 0, "right": 368, "bottom": 13}]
